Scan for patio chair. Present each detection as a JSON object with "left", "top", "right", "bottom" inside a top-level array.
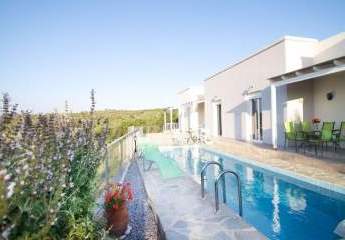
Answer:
[
  {"left": 307, "top": 121, "right": 335, "bottom": 155},
  {"left": 302, "top": 121, "right": 312, "bottom": 134},
  {"left": 334, "top": 121, "right": 345, "bottom": 151},
  {"left": 300, "top": 121, "right": 314, "bottom": 145},
  {"left": 142, "top": 145, "right": 183, "bottom": 178},
  {"left": 284, "top": 121, "right": 306, "bottom": 152},
  {"left": 295, "top": 122, "right": 310, "bottom": 151}
]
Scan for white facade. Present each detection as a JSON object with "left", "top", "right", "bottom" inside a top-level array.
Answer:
[
  {"left": 178, "top": 32, "right": 345, "bottom": 148},
  {"left": 178, "top": 85, "right": 205, "bottom": 132}
]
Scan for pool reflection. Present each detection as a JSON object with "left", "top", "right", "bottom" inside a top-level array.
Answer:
[{"left": 162, "top": 147, "right": 345, "bottom": 240}]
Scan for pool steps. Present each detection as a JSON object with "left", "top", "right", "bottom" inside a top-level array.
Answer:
[{"left": 200, "top": 160, "right": 243, "bottom": 216}]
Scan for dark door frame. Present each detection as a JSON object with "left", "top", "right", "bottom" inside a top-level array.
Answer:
[
  {"left": 251, "top": 98, "right": 263, "bottom": 141},
  {"left": 216, "top": 104, "right": 222, "bottom": 136}
]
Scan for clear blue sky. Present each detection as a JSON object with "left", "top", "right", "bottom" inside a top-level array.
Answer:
[{"left": 1, "top": 0, "right": 344, "bottom": 112}]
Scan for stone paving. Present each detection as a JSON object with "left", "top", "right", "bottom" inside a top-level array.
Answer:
[
  {"left": 210, "top": 137, "right": 345, "bottom": 189},
  {"left": 141, "top": 133, "right": 345, "bottom": 239},
  {"left": 139, "top": 159, "right": 266, "bottom": 240}
]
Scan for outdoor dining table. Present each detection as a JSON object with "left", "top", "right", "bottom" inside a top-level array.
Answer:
[{"left": 301, "top": 128, "right": 341, "bottom": 155}]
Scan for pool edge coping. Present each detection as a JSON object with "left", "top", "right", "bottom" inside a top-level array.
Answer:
[
  {"left": 137, "top": 156, "right": 267, "bottom": 240},
  {"left": 134, "top": 159, "right": 167, "bottom": 240},
  {"left": 159, "top": 144, "right": 345, "bottom": 196}
]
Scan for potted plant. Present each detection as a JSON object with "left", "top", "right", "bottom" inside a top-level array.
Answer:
[
  {"left": 104, "top": 182, "right": 133, "bottom": 237},
  {"left": 312, "top": 118, "right": 321, "bottom": 131}
]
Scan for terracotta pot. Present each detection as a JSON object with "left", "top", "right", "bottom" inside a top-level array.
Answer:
[{"left": 105, "top": 203, "right": 129, "bottom": 237}]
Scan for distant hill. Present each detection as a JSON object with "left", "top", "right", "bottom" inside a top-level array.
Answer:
[{"left": 72, "top": 108, "right": 178, "bottom": 142}]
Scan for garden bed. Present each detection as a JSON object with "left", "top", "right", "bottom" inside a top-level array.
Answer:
[
  {"left": 95, "top": 160, "right": 162, "bottom": 240},
  {"left": 123, "top": 160, "right": 161, "bottom": 240}
]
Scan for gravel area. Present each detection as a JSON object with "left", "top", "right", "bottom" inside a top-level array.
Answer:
[{"left": 124, "top": 160, "right": 160, "bottom": 240}]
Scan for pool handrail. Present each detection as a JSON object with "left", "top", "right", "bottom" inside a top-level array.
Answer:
[
  {"left": 215, "top": 170, "right": 243, "bottom": 217},
  {"left": 200, "top": 161, "right": 226, "bottom": 202}
]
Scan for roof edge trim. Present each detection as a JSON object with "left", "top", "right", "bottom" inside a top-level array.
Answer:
[{"left": 204, "top": 36, "right": 318, "bottom": 82}]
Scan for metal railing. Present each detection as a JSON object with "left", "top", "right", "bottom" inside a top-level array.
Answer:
[
  {"left": 164, "top": 122, "right": 179, "bottom": 131},
  {"left": 142, "top": 125, "right": 164, "bottom": 134}
]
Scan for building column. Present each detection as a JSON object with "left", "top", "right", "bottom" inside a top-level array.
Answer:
[
  {"left": 191, "top": 102, "right": 199, "bottom": 130},
  {"left": 271, "top": 85, "right": 278, "bottom": 149},
  {"left": 169, "top": 107, "right": 173, "bottom": 131},
  {"left": 164, "top": 111, "right": 167, "bottom": 131}
]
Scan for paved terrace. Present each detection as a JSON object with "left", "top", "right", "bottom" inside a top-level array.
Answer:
[
  {"left": 145, "top": 133, "right": 345, "bottom": 189},
  {"left": 210, "top": 137, "right": 345, "bottom": 189},
  {"left": 138, "top": 156, "right": 266, "bottom": 240}
]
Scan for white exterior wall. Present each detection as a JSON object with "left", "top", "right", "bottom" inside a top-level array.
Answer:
[
  {"left": 178, "top": 85, "right": 205, "bottom": 132},
  {"left": 204, "top": 33, "right": 345, "bottom": 146},
  {"left": 204, "top": 40, "right": 287, "bottom": 143},
  {"left": 179, "top": 32, "right": 345, "bottom": 147},
  {"left": 197, "top": 102, "right": 205, "bottom": 128},
  {"left": 284, "top": 37, "right": 318, "bottom": 72},
  {"left": 275, "top": 85, "right": 288, "bottom": 147},
  {"left": 281, "top": 71, "right": 345, "bottom": 134},
  {"left": 313, "top": 72, "right": 345, "bottom": 124},
  {"left": 286, "top": 80, "right": 314, "bottom": 121},
  {"left": 313, "top": 32, "right": 345, "bottom": 64},
  {"left": 276, "top": 33, "right": 345, "bottom": 146}
]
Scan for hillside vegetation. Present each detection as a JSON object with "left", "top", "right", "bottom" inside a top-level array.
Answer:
[{"left": 72, "top": 108, "right": 178, "bottom": 142}]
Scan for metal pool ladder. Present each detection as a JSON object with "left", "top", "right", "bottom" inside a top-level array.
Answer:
[
  {"left": 215, "top": 170, "right": 243, "bottom": 216},
  {"left": 200, "top": 160, "right": 243, "bottom": 217},
  {"left": 200, "top": 161, "right": 226, "bottom": 202}
]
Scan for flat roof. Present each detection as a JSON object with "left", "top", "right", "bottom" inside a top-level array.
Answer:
[
  {"left": 204, "top": 36, "right": 318, "bottom": 82},
  {"left": 270, "top": 56, "right": 345, "bottom": 81}
]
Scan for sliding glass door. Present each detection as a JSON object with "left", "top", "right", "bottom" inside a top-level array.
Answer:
[{"left": 251, "top": 98, "right": 262, "bottom": 141}]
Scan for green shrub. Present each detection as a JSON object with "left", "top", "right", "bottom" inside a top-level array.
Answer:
[
  {"left": 72, "top": 108, "right": 178, "bottom": 142},
  {"left": 0, "top": 91, "right": 108, "bottom": 239}
]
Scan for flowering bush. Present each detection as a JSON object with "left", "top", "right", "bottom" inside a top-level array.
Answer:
[
  {"left": 312, "top": 118, "right": 321, "bottom": 124},
  {"left": 0, "top": 90, "right": 109, "bottom": 239},
  {"left": 104, "top": 183, "right": 133, "bottom": 210}
]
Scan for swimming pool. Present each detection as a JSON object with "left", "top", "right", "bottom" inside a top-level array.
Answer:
[{"left": 161, "top": 146, "right": 345, "bottom": 240}]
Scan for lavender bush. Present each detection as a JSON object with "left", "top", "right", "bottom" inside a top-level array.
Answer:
[{"left": 0, "top": 90, "right": 109, "bottom": 239}]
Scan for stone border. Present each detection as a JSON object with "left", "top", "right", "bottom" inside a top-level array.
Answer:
[
  {"left": 135, "top": 159, "right": 166, "bottom": 240},
  {"left": 139, "top": 159, "right": 266, "bottom": 240},
  {"left": 201, "top": 145, "right": 345, "bottom": 196},
  {"left": 160, "top": 144, "right": 345, "bottom": 196},
  {"left": 147, "top": 198, "right": 166, "bottom": 240}
]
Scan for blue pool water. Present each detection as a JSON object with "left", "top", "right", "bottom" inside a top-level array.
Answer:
[{"left": 161, "top": 147, "right": 345, "bottom": 240}]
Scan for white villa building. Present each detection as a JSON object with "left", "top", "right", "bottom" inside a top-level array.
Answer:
[
  {"left": 178, "top": 85, "right": 205, "bottom": 132},
  {"left": 178, "top": 32, "right": 345, "bottom": 148}
]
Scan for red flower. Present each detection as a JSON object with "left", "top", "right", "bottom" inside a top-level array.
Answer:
[
  {"left": 312, "top": 118, "right": 320, "bottom": 124},
  {"left": 104, "top": 182, "right": 133, "bottom": 210}
]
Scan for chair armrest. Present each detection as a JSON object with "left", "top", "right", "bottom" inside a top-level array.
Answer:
[
  {"left": 333, "top": 130, "right": 340, "bottom": 138},
  {"left": 295, "top": 130, "right": 305, "bottom": 136},
  {"left": 308, "top": 131, "right": 320, "bottom": 140}
]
